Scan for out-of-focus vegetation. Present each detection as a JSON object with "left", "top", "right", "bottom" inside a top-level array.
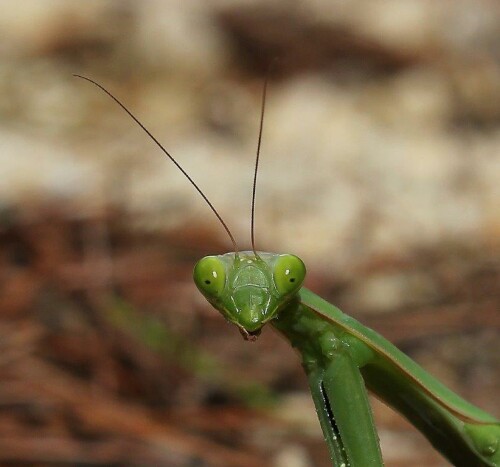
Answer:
[{"left": 0, "top": 1, "right": 498, "bottom": 466}]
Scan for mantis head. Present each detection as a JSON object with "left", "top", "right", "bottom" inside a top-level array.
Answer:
[
  {"left": 74, "top": 75, "right": 294, "bottom": 339},
  {"left": 194, "top": 252, "right": 306, "bottom": 340}
]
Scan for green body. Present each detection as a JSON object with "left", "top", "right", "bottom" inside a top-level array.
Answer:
[
  {"left": 194, "top": 251, "right": 499, "bottom": 466},
  {"left": 276, "top": 288, "right": 499, "bottom": 466}
]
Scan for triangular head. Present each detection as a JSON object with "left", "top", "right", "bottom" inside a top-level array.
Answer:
[{"left": 193, "top": 252, "right": 306, "bottom": 339}]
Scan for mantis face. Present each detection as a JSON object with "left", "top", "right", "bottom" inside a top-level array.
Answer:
[{"left": 194, "top": 252, "right": 306, "bottom": 339}]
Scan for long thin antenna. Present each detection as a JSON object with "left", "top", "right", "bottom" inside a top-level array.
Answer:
[
  {"left": 74, "top": 75, "right": 238, "bottom": 252},
  {"left": 250, "top": 74, "right": 269, "bottom": 254}
]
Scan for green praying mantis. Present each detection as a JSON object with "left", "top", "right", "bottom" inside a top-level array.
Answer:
[{"left": 75, "top": 74, "right": 499, "bottom": 466}]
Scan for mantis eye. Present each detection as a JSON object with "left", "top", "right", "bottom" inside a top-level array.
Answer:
[
  {"left": 273, "top": 254, "right": 306, "bottom": 295},
  {"left": 193, "top": 256, "right": 226, "bottom": 298}
]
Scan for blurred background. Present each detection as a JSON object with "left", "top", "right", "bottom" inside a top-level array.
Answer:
[{"left": 0, "top": 1, "right": 499, "bottom": 466}]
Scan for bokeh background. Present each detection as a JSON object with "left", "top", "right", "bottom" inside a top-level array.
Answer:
[{"left": 0, "top": 1, "right": 499, "bottom": 466}]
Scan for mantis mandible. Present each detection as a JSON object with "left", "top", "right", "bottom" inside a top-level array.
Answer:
[{"left": 75, "top": 74, "right": 500, "bottom": 466}]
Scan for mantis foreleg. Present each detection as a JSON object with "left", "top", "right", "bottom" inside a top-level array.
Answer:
[
  {"left": 321, "top": 352, "right": 384, "bottom": 467},
  {"left": 304, "top": 352, "right": 384, "bottom": 467},
  {"left": 306, "top": 366, "right": 351, "bottom": 466}
]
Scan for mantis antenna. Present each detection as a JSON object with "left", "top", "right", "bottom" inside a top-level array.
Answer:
[
  {"left": 73, "top": 74, "right": 238, "bottom": 252},
  {"left": 250, "top": 74, "right": 269, "bottom": 255}
]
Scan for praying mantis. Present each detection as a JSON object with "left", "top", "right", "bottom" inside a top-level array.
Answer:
[{"left": 75, "top": 74, "right": 499, "bottom": 466}]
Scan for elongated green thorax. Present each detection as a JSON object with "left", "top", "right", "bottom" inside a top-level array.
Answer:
[{"left": 193, "top": 252, "right": 306, "bottom": 339}]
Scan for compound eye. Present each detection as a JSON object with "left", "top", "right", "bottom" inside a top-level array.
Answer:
[
  {"left": 193, "top": 256, "right": 226, "bottom": 298},
  {"left": 273, "top": 254, "right": 306, "bottom": 296}
]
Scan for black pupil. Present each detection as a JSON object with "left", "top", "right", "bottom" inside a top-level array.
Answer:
[
  {"left": 290, "top": 278, "right": 295, "bottom": 282},
  {"left": 205, "top": 280, "right": 211, "bottom": 284}
]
